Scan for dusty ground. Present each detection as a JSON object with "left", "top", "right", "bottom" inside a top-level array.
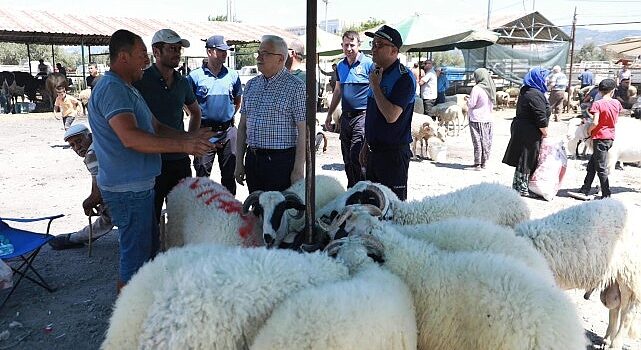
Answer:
[{"left": 0, "top": 109, "right": 640, "bottom": 349}]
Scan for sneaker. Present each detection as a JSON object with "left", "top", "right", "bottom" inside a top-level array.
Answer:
[
  {"left": 48, "top": 234, "right": 85, "bottom": 250},
  {"left": 567, "top": 191, "right": 593, "bottom": 201}
]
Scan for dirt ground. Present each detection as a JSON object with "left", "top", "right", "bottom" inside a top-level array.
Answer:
[{"left": 0, "top": 109, "right": 640, "bottom": 349}]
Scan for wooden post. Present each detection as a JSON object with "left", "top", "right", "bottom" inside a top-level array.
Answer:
[
  {"left": 26, "top": 44, "right": 32, "bottom": 75},
  {"left": 305, "top": 0, "right": 318, "bottom": 244}
]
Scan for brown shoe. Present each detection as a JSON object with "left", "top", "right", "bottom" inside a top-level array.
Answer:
[{"left": 48, "top": 234, "right": 85, "bottom": 250}]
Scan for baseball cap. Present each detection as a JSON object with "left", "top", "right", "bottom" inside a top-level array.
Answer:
[
  {"left": 64, "top": 123, "right": 89, "bottom": 141},
  {"left": 204, "top": 35, "right": 233, "bottom": 51},
  {"left": 288, "top": 39, "right": 305, "bottom": 58},
  {"left": 152, "top": 29, "right": 190, "bottom": 47},
  {"left": 365, "top": 25, "right": 403, "bottom": 49}
]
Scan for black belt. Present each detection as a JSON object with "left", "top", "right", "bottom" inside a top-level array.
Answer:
[
  {"left": 249, "top": 147, "right": 295, "bottom": 155},
  {"left": 367, "top": 143, "right": 406, "bottom": 153},
  {"left": 201, "top": 119, "right": 234, "bottom": 132},
  {"left": 344, "top": 110, "right": 366, "bottom": 117}
]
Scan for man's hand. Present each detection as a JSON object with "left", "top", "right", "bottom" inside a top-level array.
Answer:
[
  {"left": 183, "top": 128, "right": 218, "bottom": 157},
  {"left": 324, "top": 115, "right": 334, "bottom": 132},
  {"left": 234, "top": 162, "right": 246, "bottom": 186},
  {"left": 82, "top": 196, "right": 101, "bottom": 216},
  {"left": 369, "top": 67, "right": 382, "bottom": 88},
  {"left": 290, "top": 167, "right": 304, "bottom": 184}
]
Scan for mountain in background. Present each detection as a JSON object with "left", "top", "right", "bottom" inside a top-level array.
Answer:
[{"left": 568, "top": 28, "right": 641, "bottom": 48}]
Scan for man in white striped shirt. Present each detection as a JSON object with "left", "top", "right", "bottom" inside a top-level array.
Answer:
[{"left": 49, "top": 124, "right": 114, "bottom": 250}]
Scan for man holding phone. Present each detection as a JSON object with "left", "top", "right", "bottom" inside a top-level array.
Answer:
[{"left": 188, "top": 35, "right": 242, "bottom": 195}]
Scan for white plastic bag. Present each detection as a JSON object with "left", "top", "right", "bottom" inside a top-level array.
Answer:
[
  {"left": 0, "top": 259, "right": 12, "bottom": 290},
  {"left": 529, "top": 138, "right": 568, "bottom": 201}
]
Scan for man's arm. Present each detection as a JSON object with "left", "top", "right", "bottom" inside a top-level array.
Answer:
[
  {"left": 324, "top": 81, "right": 342, "bottom": 130},
  {"left": 185, "top": 101, "right": 201, "bottom": 132},
  {"left": 82, "top": 176, "right": 102, "bottom": 216},
  {"left": 233, "top": 95, "right": 242, "bottom": 115},
  {"left": 291, "top": 121, "right": 306, "bottom": 184},
  {"left": 588, "top": 110, "right": 600, "bottom": 134},
  {"left": 234, "top": 114, "right": 248, "bottom": 185},
  {"left": 369, "top": 69, "right": 403, "bottom": 123},
  {"left": 109, "top": 113, "right": 214, "bottom": 156}
]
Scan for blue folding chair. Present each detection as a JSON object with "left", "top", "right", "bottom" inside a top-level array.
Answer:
[{"left": 0, "top": 214, "right": 62, "bottom": 310}]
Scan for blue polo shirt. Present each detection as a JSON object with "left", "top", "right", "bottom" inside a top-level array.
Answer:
[
  {"left": 337, "top": 52, "right": 374, "bottom": 112},
  {"left": 88, "top": 71, "right": 161, "bottom": 192},
  {"left": 187, "top": 64, "right": 242, "bottom": 123},
  {"left": 133, "top": 64, "right": 196, "bottom": 160},
  {"left": 365, "top": 59, "right": 416, "bottom": 146}
]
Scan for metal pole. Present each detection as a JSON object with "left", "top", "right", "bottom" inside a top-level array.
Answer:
[
  {"left": 27, "top": 44, "right": 32, "bottom": 75},
  {"left": 81, "top": 37, "right": 86, "bottom": 88},
  {"left": 567, "top": 7, "right": 577, "bottom": 95},
  {"left": 305, "top": 0, "right": 318, "bottom": 244},
  {"left": 323, "top": 0, "right": 329, "bottom": 32},
  {"left": 51, "top": 45, "right": 55, "bottom": 71}
]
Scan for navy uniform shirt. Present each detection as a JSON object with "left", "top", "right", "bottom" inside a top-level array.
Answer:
[
  {"left": 337, "top": 52, "right": 374, "bottom": 112},
  {"left": 365, "top": 59, "right": 416, "bottom": 146}
]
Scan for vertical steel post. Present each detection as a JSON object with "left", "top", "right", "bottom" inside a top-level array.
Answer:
[{"left": 305, "top": 0, "right": 318, "bottom": 244}]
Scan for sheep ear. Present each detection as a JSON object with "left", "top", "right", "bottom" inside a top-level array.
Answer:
[{"left": 242, "top": 191, "right": 263, "bottom": 214}]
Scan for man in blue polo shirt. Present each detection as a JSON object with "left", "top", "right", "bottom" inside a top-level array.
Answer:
[
  {"left": 188, "top": 35, "right": 242, "bottom": 195},
  {"left": 324, "top": 30, "right": 374, "bottom": 188},
  {"left": 361, "top": 25, "right": 416, "bottom": 201},
  {"left": 89, "top": 30, "right": 214, "bottom": 289},
  {"left": 133, "top": 29, "right": 203, "bottom": 224}
]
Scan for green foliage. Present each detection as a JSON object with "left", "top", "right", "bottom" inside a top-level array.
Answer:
[
  {"left": 343, "top": 18, "right": 385, "bottom": 33},
  {"left": 0, "top": 43, "right": 82, "bottom": 70},
  {"left": 575, "top": 42, "right": 617, "bottom": 62},
  {"left": 233, "top": 43, "right": 259, "bottom": 70},
  {"left": 432, "top": 51, "right": 464, "bottom": 67},
  {"left": 208, "top": 14, "right": 227, "bottom": 21}
]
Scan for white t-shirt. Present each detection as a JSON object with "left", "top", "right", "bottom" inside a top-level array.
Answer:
[{"left": 420, "top": 70, "right": 437, "bottom": 100}]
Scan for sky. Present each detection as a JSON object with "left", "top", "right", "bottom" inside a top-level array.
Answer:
[{"left": 2, "top": 0, "right": 641, "bottom": 32}]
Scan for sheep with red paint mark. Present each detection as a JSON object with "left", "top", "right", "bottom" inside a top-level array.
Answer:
[{"left": 164, "top": 177, "right": 260, "bottom": 249}]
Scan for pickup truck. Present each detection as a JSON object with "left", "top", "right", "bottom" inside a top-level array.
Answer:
[{"left": 239, "top": 65, "right": 259, "bottom": 89}]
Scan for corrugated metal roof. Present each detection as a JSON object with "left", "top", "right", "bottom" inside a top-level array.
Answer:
[{"left": 0, "top": 8, "right": 295, "bottom": 46}]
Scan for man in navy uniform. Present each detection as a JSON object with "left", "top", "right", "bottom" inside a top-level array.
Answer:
[{"left": 360, "top": 25, "right": 416, "bottom": 201}]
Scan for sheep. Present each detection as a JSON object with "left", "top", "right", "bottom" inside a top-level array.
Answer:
[
  {"left": 563, "top": 90, "right": 580, "bottom": 114},
  {"left": 242, "top": 175, "right": 345, "bottom": 248},
  {"left": 314, "top": 119, "right": 328, "bottom": 154},
  {"left": 165, "top": 177, "right": 260, "bottom": 249},
  {"left": 430, "top": 102, "right": 463, "bottom": 136},
  {"left": 78, "top": 88, "right": 91, "bottom": 115},
  {"left": 514, "top": 199, "right": 641, "bottom": 349},
  {"left": 495, "top": 90, "right": 510, "bottom": 110},
  {"left": 324, "top": 206, "right": 588, "bottom": 350},
  {"left": 102, "top": 244, "right": 350, "bottom": 350},
  {"left": 252, "top": 262, "right": 417, "bottom": 350},
  {"left": 566, "top": 117, "right": 591, "bottom": 158},
  {"left": 322, "top": 90, "right": 341, "bottom": 133},
  {"left": 317, "top": 181, "right": 530, "bottom": 229},
  {"left": 444, "top": 93, "right": 469, "bottom": 121},
  {"left": 411, "top": 112, "right": 444, "bottom": 160}
]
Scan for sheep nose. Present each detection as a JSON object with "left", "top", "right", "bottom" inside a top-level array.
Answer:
[{"left": 264, "top": 234, "right": 274, "bottom": 246}]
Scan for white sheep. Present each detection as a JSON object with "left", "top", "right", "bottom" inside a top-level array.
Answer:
[
  {"left": 325, "top": 206, "right": 588, "bottom": 350},
  {"left": 242, "top": 175, "right": 345, "bottom": 248},
  {"left": 515, "top": 199, "right": 641, "bottom": 349},
  {"left": 102, "top": 244, "right": 349, "bottom": 350},
  {"left": 252, "top": 262, "right": 417, "bottom": 350},
  {"left": 444, "top": 93, "right": 469, "bottom": 121},
  {"left": 165, "top": 177, "right": 260, "bottom": 249},
  {"left": 411, "top": 112, "right": 444, "bottom": 160},
  {"left": 430, "top": 102, "right": 463, "bottom": 136},
  {"left": 495, "top": 90, "right": 510, "bottom": 110},
  {"left": 317, "top": 181, "right": 530, "bottom": 229}
]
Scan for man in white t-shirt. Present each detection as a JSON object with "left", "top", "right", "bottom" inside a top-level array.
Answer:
[{"left": 419, "top": 59, "right": 437, "bottom": 118}]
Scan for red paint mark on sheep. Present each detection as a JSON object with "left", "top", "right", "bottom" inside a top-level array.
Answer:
[
  {"left": 196, "top": 189, "right": 215, "bottom": 198},
  {"left": 189, "top": 178, "right": 200, "bottom": 189}
]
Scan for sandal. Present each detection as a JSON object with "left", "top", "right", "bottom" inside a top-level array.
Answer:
[{"left": 48, "top": 234, "right": 85, "bottom": 250}]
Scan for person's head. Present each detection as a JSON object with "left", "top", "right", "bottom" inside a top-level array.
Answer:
[
  {"left": 523, "top": 67, "right": 549, "bottom": 94},
  {"left": 286, "top": 39, "right": 305, "bottom": 70},
  {"left": 552, "top": 65, "right": 561, "bottom": 73},
  {"left": 584, "top": 68, "right": 589, "bottom": 72},
  {"left": 620, "top": 78, "right": 631, "bottom": 88},
  {"left": 365, "top": 25, "right": 402, "bottom": 68},
  {"left": 39, "top": 59, "right": 44, "bottom": 64},
  {"left": 256, "top": 35, "right": 287, "bottom": 78},
  {"left": 151, "top": 29, "right": 190, "bottom": 69},
  {"left": 473, "top": 68, "right": 491, "bottom": 84},
  {"left": 435, "top": 67, "right": 442, "bottom": 76},
  {"left": 598, "top": 78, "right": 617, "bottom": 96},
  {"left": 332, "top": 63, "right": 337, "bottom": 70},
  {"left": 55, "top": 86, "right": 66, "bottom": 98},
  {"left": 204, "top": 35, "right": 233, "bottom": 68},
  {"left": 413, "top": 63, "right": 419, "bottom": 69},
  {"left": 108, "top": 29, "right": 149, "bottom": 83},
  {"left": 341, "top": 30, "right": 361, "bottom": 62},
  {"left": 424, "top": 60, "right": 433, "bottom": 71},
  {"left": 63, "top": 124, "right": 92, "bottom": 157},
  {"left": 56, "top": 63, "right": 62, "bottom": 69},
  {"left": 88, "top": 62, "right": 99, "bottom": 76}
]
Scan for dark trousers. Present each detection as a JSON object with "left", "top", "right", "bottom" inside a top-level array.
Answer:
[
  {"left": 193, "top": 136, "right": 236, "bottom": 195},
  {"left": 245, "top": 148, "right": 296, "bottom": 193},
  {"left": 581, "top": 139, "right": 613, "bottom": 197},
  {"left": 154, "top": 157, "right": 191, "bottom": 223},
  {"left": 436, "top": 91, "right": 446, "bottom": 104},
  {"left": 366, "top": 145, "right": 411, "bottom": 201},
  {"left": 422, "top": 98, "right": 436, "bottom": 117},
  {"left": 340, "top": 111, "right": 366, "bottom": 188}
]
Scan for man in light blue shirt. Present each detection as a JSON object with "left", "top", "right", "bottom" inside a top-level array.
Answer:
[
  {"left": 89, "top": 30, "right": 214, "bottom": 288},
  {"left": 188, "top": 35, "right": 242, "bottom": 195}
]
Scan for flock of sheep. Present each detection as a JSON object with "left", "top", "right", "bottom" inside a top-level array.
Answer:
[{"left": 100, "top": 175, "right": 640, "bottom": 350}]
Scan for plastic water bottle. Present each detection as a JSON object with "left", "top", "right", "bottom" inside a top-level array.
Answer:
[{"left": 0, "top": 235, "right": 13, "bottom": 256}]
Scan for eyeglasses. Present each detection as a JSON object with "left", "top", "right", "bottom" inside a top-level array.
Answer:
[
  {"left": 370, "top": 40, "right": 395, "bottom": 49},
  {"left": 256, "top": 50, "right": 283, "bottom": 57}
]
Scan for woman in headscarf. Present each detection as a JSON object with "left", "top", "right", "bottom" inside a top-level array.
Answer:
[
  {"left": 502, "top": 67, "right": 551, "bottom": 197},
  {"left": 466, "top": 68, "right": 496, "bottom": 169}
]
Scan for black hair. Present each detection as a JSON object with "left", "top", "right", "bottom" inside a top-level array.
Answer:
[
  {"left": 109, "top": 29, "right": 142, "bottom": 62},
  {"left": 598, "top": 78, "right": 616, "bottom": 93}
]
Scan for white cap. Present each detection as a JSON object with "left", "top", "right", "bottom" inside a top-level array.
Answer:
[
  {"left": 63, "top": 123, "right": 89, "bottom": 141},
  {"left": 152, "top": 29, "right": 190, "bottom": 47}
]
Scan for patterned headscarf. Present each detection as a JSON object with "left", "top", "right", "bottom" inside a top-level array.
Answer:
[
  {"left": 473, "top": 68, "right": 496, "bottom": 104},
  {"left": 523, "top": 67, "right": 549, "bottom": 94}
]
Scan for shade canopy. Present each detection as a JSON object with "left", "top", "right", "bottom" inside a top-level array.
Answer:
[
  {"left": 306, "top": 28, "right": 344, "bottom": 56},
  {"left": 601, "top": 36, "right": 641, "bottom": 57}
]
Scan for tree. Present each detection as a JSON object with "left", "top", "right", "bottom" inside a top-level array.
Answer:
[
  {"left": 432, "top": 51, "right": 464, "bottom": 67},
  {"left": 343, "top": 18, "right": 385, "bottom": 33},
  {"left": 575, "top": 42, "right": 617, "bottom": 62},
  {"left": 0, "top": 43, "right": 80, "bottom": 71},
  {"left": 208, "top": 15, "right": 227, "bottom": 21},
  {"left": 233, "top": 43, "right": 259, "bottom": 69}
]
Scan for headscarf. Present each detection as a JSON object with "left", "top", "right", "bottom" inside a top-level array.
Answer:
[
  {"left": 523, "top": 67, "right": 549, "bottom": 94},
  {"left": 473, "top": 68, "right": 496, "bottom": 104}
]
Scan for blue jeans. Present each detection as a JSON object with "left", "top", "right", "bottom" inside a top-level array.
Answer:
[{"left": 101, "top": 189, "right": 158, "bottom": 283}]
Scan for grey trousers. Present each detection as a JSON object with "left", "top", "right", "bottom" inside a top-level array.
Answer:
[{"left": 69, "top": 209, "right": 114, "bottom": 243}]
